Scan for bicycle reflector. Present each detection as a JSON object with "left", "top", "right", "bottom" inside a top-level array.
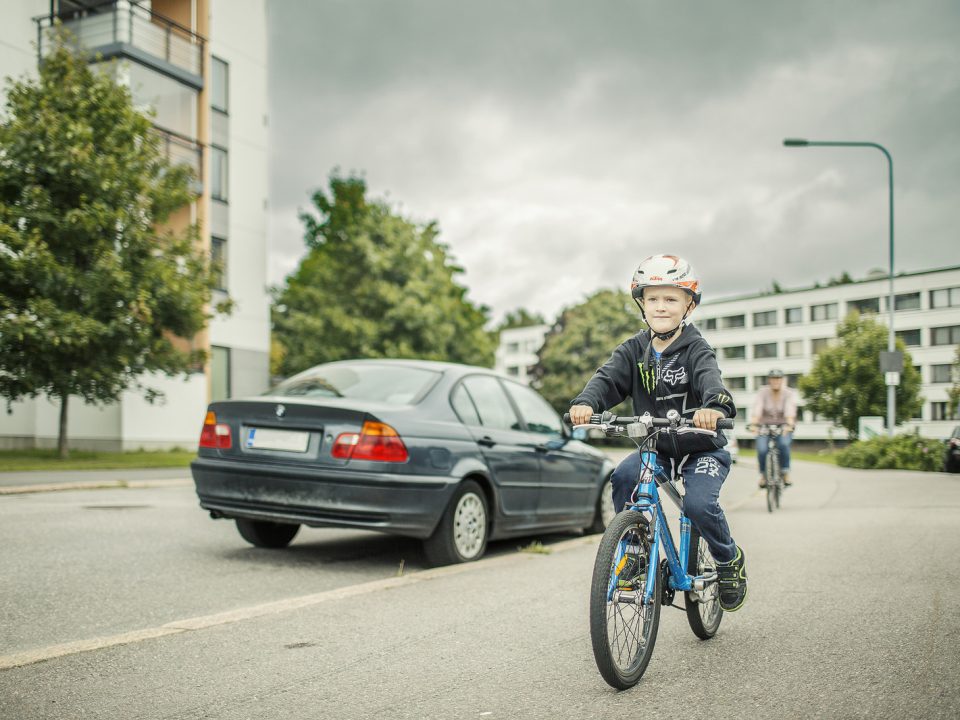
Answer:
[
  {"left": 331, "top": 420, "right": 409, "bottom": 462},
  {"left": 199, "top": 411, "right": 232, "bottom": 449}
]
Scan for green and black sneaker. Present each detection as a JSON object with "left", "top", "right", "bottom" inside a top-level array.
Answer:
[
  {"left": 615, "top": 539, "right": 645, "bottom": 591},
  {"left": 716, "top": 545, "right": 748, "bottom": 611}
]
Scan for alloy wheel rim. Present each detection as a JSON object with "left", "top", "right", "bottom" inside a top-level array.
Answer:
[{"left": 453, "top": 492, "right": 485, "bottom": 559}]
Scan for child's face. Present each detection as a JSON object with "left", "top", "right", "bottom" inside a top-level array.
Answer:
[{"left": 642, "top": 286, "right": 694, "bottom": 333}]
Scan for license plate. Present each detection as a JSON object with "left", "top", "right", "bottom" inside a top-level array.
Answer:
[{"left": 245, "top": 427, "right": 310, "bottom": 453}]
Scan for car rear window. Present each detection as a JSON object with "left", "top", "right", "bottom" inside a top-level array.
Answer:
[{"left": 269, "top": 364, "right": 440, "bottom": 405}]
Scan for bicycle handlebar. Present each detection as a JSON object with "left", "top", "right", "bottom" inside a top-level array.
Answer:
[{"left": 563, "top": 411, "right": 733, "bottom": 431}]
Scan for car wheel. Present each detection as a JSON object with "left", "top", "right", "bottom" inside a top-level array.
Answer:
[
  {"left": 586, "top": 476, "right": 615, "bottom": 534},
  {"left": 423, "top": 480, "right": 488, "bottom": 566},
  {"left": 945, "top": 457, "right": 960, "bottom": 474},
  {"left": 236, "top": 518, "right": 300, "bottom": 548}
]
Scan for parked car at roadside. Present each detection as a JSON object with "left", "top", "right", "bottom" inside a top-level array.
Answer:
[
  {"left": 945, "top": 426, "right": 960, "bottom": 473},
  {"left": 191, "top": 359, "right": 615, "bottom": 565}
]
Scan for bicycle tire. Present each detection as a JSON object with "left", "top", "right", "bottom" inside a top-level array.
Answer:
[
  {"left": 771, "top": 448, "right": 782, "bottom": 509},
  {"left": 765, "top": 446, "right": 780, "bottom": 513},
  {"left": 589, "top": 510, "right": 661, "bottom": 689},
  {"left": 684, "top": 527, "right": 723, "bottom": 639}
]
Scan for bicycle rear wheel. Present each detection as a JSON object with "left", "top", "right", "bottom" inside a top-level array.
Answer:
[
  {"left": 685, "top": 528, "right": 723, "bottom": 639},
  {"left": 589, "top": 510, "right": 661, "bottom": 689}
]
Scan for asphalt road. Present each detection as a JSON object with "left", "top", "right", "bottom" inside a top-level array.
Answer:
[{"left": 1, "top": 458, "right": 959, "bottom": 719}]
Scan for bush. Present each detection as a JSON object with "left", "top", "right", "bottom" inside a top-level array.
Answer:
[{"left": 836, "top": 433, "right": 943, "bottom": 472}]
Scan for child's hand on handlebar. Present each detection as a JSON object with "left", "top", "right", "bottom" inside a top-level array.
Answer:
[
  {"left": 569, "top": 404, "right": 594, "bottom": 425},
  {"left": 692, "top": 408, "right": 725, "bottom": 431}
]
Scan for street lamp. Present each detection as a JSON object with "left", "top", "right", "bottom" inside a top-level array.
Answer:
[{"left": 783, "top": 138, "right": 897, "bottom": 437}]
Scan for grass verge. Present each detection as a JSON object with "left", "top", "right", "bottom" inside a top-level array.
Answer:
[
  {"left": 736, "top": 448, "right": 838, "bottom": 465},
  {"left": 0, "top": 448, "right": 195, "bottom": 472}
]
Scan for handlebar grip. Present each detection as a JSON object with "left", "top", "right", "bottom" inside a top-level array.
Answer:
[
  {"left": 717, "top": 418, "right": 734, "bottom": 430},
  {"left": 563, "top": 413, "right": 571, "bottom": 424}
]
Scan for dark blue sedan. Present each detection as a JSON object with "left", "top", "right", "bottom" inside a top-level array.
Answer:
[{"left": 191, "top": 359, "right": 615, "bottom": 565}]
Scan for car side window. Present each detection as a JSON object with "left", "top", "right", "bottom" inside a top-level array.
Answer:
[
  {"left": 450, "top": 383, "right": 482, "bottom": 426},
  {"left": 503, "top": 381, "right": 564, "bottom": 436},
  {"left": 461, "top": 376, "right": 523, "bottom": 431}
]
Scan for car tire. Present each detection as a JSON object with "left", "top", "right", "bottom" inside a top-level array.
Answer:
[
  {"left": 423, "top": 480, "right": 488, "bottom": 566},
  {"left": 945, "top": 457, "right": 960, "bottom": 474},
  {"left": 585, "top": 476, "right": 615, "bottom": 534},
  {"left": 236, "top": 518, "right": 300, "bottom": 548}
]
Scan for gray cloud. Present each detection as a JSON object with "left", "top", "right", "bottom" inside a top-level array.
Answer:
[{"left": 267, "top": 0, "right": 960, "bottom": 323}]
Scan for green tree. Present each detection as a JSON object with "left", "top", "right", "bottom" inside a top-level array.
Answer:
[
  {"left": 0, "top": 37, "right": 222, "bottom": 457},
  {"left": 272, "top": 173, "right": 494, "bottom": 376},
  {"left": 948, "top": 345, "right": 960, "bottom": 420},
  {"left": 798, "top": 312, "right": 922, "bottom": 439},
  {"left": 497, "top": 308, "right": 546, "bottom": 332},
  {"left": 530, "top": 289, "right": 643, "bottom": 414}
]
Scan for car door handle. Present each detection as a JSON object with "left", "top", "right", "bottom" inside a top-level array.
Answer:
[
  {"left": 534, "top": 444, "right": 550, "bottom": 453},
  {"left": 477, "top": 436, "right": 497, "bottom": 448}
]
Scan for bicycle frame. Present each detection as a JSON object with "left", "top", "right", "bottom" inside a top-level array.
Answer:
[{"left": 608, "top": 446, "right": 709, "bottom": 606}]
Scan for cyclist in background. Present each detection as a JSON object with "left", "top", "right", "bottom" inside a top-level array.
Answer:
[
  {"left": 751, "top": 369, "right": 798, "bottom": 488},
  {"left": 569, "top": 254, "right": 747, "bottom": 612}
]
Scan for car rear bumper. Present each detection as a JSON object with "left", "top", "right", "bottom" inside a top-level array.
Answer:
[{"left": 191, "top": 457, "right": 457, "bottom": 540}]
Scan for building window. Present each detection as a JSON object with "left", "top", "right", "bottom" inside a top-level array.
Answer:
[
  {"left": 211, "top": 145, "right": 228, "bottom": 202},
  {"left": 753, "top": 310, "right": 777, "bottom": 327},
  {"left": 893, "top": 292, "right": 921, "bottom": 311},
  {"left": 931, "top": 364, "right": 953, "bottom": 384},
  {"left": 785, "top": 307, "right": 803, "bottom": 324},
  {"left": 784, "top": 339, "right": 804, "bottom": 357},
  {"left": 786, "top": 373, "right": 802, "bottom": 388},
  {"left": 810, "top": 303, "right": 837, "bottom": 322},
  {"left": 726, "top": 376, "right": 747, "bottom": 390},
  {"left": 721, "top": 314, "right": 746, "bottom": 329},
  {"left": 506, "top": 342, "right": 519, "bottom": 353},
  {"left": 930, "top": 287, "right": 960, "bottom": 309},
  {"left": 753, "top": 342, "right": 778, "bottom": 359},
  {"left": 811, "top": 337, "right": 832, "bottom": 355},
  {"left": 506, "top": 366, "right": 520, "bottom": 377},
  {"left": 753, "top": 375, "right": 769, "bottom": 391},
  {"left": 211, "top": 56, "right": 229, "bottom": 113},
  {"left": 211, "top": 236, "right": 227, "bottom": 291},
  {"left": 895, "top": 329, "right": 921, "bottom": 347},
  {"left": 211, "top": 345, "right": 231, "bottom": 402},
  {"left": 931, "top": 325, "right": 960, "bottom": 346},
  {"left": 701, "top": 318, "right": 717, "bottom": 330},
  {"left": 931, "top": 402, "right": 949, "bottom": 421},
  {"left": 722, "top": 346, "right": 746, "bottom": 360},
  {"left": 848, "top": 297, "right": 879, "bottom": 315}
]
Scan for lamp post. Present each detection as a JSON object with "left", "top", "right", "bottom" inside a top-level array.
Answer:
[{"left": 783, "top": 138, "right": 897, "bottom": 437}]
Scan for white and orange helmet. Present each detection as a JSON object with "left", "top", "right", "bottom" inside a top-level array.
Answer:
[{"left": 630, "top": 254, "right": 702, "bottom": 306}]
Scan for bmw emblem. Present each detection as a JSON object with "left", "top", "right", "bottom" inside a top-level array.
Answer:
[{"left": 275, "top": 404, "right": 286, "bottom": 418}]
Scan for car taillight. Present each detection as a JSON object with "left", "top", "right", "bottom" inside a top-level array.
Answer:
[
  {"left": 331, "top": 421, "right": 408, "bottom": 462},
  {"left": 199, "top": 411, "right": 232, "bottom": 449}
]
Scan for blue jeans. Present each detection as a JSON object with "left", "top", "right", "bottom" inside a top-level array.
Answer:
[
  {"left": 610, "top": 449, "right": 737, "bottom": 564},
  {"left": 756, "top": 432, "right": 793, "bottom": 474}
]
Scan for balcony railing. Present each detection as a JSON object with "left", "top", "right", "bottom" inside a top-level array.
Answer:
[
  {"left": 35, "top": 1, "right": 204, "bottom": 88},
  {"left": 154, "top": 127, "right": 203, "bottom": 187}
]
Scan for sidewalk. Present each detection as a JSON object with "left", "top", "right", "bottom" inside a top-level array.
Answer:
[{"left": 0, "top": 467, "right": 192, "bottom": 494}]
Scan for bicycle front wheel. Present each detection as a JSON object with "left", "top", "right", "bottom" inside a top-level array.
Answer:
[
  {"left": 589, "top": 510, "right": 661, "bottom": 689},
  {"left": 685, "top": 528, "right": 723, "bottom": 639},
  {"left": 765, "top": 449, "right": 779, "bottom": 513}
]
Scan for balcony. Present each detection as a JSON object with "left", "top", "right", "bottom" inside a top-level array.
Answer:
[
  {"left": 155, "top": 127, "right": 203, "bottom": 188},
  {"left": 35, "top": 1, "right": 204, "bottom": 89}
]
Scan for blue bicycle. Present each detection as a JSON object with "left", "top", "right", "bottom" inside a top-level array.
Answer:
[{"left": 569, "top": 410, "right": 734, "bottom": 689}]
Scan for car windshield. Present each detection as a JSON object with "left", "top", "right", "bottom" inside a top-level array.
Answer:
[{"left": 269, "top": 363, "right": 440, "bottom": 405}]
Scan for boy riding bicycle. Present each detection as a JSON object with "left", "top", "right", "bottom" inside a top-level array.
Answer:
[{"left": 569, "top": 254, "right": 747, "bottom": 612}]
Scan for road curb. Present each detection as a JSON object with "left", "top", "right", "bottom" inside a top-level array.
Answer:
[{"left": 0, "top": 478, "right": 192, "bottom": 495}]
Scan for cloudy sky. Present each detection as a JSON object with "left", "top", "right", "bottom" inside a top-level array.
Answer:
[{"left": 266, "top": 0, "right": 960, "bottom": 325}]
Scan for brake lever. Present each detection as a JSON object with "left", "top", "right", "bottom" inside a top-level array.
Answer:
[{"left": 676, "top": 426, "right": 718, "bottom": 437}]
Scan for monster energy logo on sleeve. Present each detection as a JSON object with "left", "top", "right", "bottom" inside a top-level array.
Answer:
[{"left": 715, "top": 393, "right": 732, "bottom": 406}]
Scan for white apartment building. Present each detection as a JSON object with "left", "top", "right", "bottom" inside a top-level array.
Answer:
[
  {"left": 0, "top": 0, "right": 269, "bottom": 450},
  {"left": 695, "top": 265, "right": 960, "bottom": 442},
  {"left": 494, "top": 324, "right": 550, "bottom": 385}
]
